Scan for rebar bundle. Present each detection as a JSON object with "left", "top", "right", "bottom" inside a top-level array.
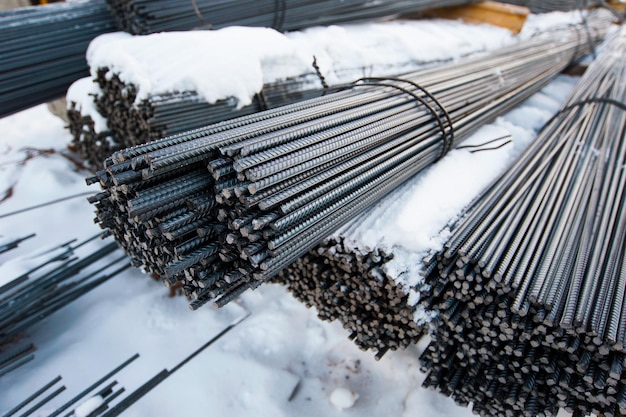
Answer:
[
  {"left": 69, "top": 19, "right": 515, "bottom": 169},
  {"left": 87, "top": 15, "right": 609, "bottom": 316},
  {"left": 279, "top": 237, "right": 424, "bottom": 356},
  {"left": 0, "top": 235, "right": 128, "bottom": 346},
  {"left": 78, "top": 71, "right": 327, "bottom": 169},
  {"left": 106, "top": 0, "right": 474, "bottom": 35},
  {"left": 0, "top": 0, "right": 115, "bottom": 118},
  {"left": 419, "top": 28, "right": 626, "bottom": 417},
  {"left": 68, "top": 99, "right": 115, "bottom": 169}
]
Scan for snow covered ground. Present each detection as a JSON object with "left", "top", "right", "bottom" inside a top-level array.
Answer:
[{"left": 0, "top": 12, "right": 599, "bottom": 417}]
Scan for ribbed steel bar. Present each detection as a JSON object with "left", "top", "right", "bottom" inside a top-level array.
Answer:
[
  {"left": 1, "top": 376, "right": 61, "bottom": 417},
  {"left": 106, "top": 0, "right": 474, "bottom": 35},
  {"left": 88, "top": 14, "right": 610, "bottom": 326},
  {"left": 0, "top": 1, "right": 115, "bottom": 117},
  {"left": 418, "top": 28, "right": 626, "bottom": 417},
  {"left": 99, "top": 314, "right": 248, "bottom": 417}
]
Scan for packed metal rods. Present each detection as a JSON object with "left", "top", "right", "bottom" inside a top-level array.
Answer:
[
  {"left": 106, "top": 0, "right": 474, "bottom": 35},
  {"left": 419, "top": 28, "right": 626, "bottom": 417},
  {"left": 277, "top": 236, "right": 420, "bottom": 356},
  {"left": 0, "top": 0, "right": 115, "bottom": 118},
  {"left": 88, "top": 16, "right": 608, "bottom": 315},
  {"left": 70, "top": 73, "right": 330, "bottom": 170},
  {"left": 70, "top": 23, "right": 505, "bottom": 170},
  {"left": 0, "top": 234, "right": 129, "bottom": 346}
]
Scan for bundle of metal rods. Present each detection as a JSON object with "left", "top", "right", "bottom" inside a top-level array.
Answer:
[
  {"left": 419, "top": 28, "right": 626, "bottom": 417},
  {"left": 106, "top": 0, "right": 474, "bottom": 35},
  {"left": 67, "top": 99, "right": 115, "bottom": 169},
  {"left": 0, "top": 0, "right": 115, "bottom": 118},
  {"left": 0, "top": 234, "right": 128, "bottom": 346},
  {"left": 74, "top": 71, "right": 326, "bottom": 169},
  {"left": 279, "top": 236, "right": 424, "bottom": 356},
  {"left": 87, "top": 15, "right": 608, "bottom": 315},
  {"left": 70, "top": 19, "right": 514, "bottom": 170}
]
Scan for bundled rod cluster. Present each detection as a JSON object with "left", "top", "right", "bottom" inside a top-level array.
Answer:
[
  {"left": 419, "top": 29, "right": 626, "bottom": 417},
  {"left": 0, "top": 0, "right": 115, "bottom": 118},
  {"left": 69, "top": 19, "right": 512, "bottom": 170},
  {"left": 278, "top": 237, "right": 423, "bottom": 356},
  {"left": 88, "top": 17, "right": 607, "bottom": 314},
  {"left": 106, "top": 0, "right": 474, "bottom": 35},
  {"left": 70, "top": 72, "right": 326, "bottom": 169},
  {"left": 0, "top": 234, "right": 128, "bottom": 346}
]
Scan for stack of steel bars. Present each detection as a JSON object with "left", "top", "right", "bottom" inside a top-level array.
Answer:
[
  {"left": 75, "top": 71, "right": 327, "bottom": 169},
  {"left": 278, "top": 236, "right": 423, "bottom": 357},
  {"left": 87, "top": 14, "right": 608, "bottom": 318},
  {"left": 419, "top": 28, "right": 626, "bottom": 417},
  {"left": 0, "top": 234, "right": 128, "bottom": 346},
  {"left": 0, "top": 0, "right": 115, "bottom": 118},
  {"left": 106, "top": 0, "right": 474, "bottom": 34},
  {"left": 68, "top": 101, "right": 115, "bottom": 169}
]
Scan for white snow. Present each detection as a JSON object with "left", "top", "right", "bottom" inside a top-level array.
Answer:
[
  {"left": 87, "top": 28, "right": 313, "bottom": 108},
  {"left": 519, "top": 10, "right": 584, "bottom": 38},
  {"left": 284, "top": 20, "right": 516, "bottom": 85},
  {"left": 74, "top": 396, "right": 105, "bottom": 417},
  {"left": 86, "top": 20, "right": 516, "bottom": 107},
  {"left": 66, "top": 77, "right": 108, "bottom": 133},
  {"left": 330, "top": 387, "right": 359, "bottom": 410}
]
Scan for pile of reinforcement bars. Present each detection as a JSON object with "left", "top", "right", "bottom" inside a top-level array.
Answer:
[
  {"left": 419, "top": 28, "right": 626, "bottom": 417},
  {"left": 280, "top": 25, "right": 626, "bottom": 417},
  {"left": 87, "top": 15, "right": 607, "bottom": 311},
  {"left": 86, "top": 11, "right": 626, "bottom": 417}
]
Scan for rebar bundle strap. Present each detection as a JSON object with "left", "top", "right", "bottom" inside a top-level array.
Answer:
[{"left": 350, "top": 77, "right": 455, "bottom": 160}]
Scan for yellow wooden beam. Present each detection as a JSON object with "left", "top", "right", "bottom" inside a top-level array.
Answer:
[
  {"left": 418, "top": 1, "right": 530, "bottom": 34},
  {"left": 607, "top": 0, "right": 626, "bottom": 12}
]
